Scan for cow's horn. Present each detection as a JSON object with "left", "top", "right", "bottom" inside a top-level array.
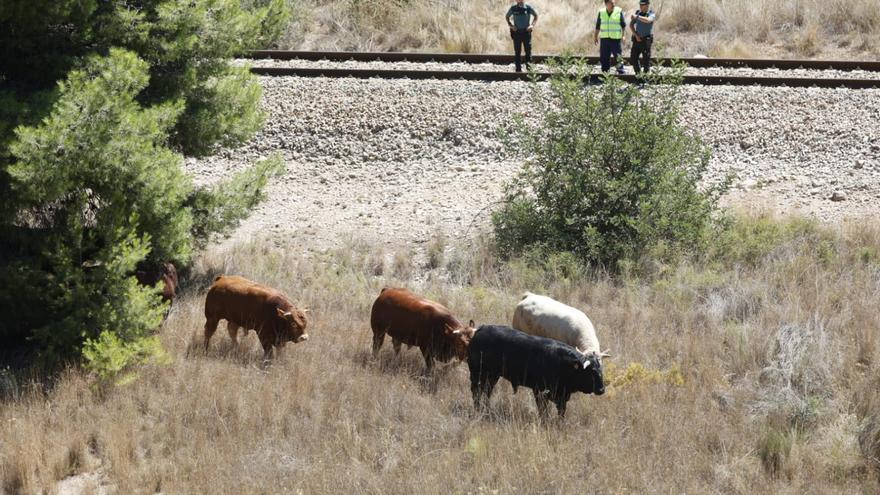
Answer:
[
  {"left": 452, "top": 329, "right": 462, "bottom": 335},
  {"left": 583, "top": 360, "right": 591, "bottom": 369},
  {"left": 302, "top": 307, "right": 310, "bottom": 313},
  {"left": 599, "top": 350, "right": 612, "bottom": 358},
  {"left": 576, "top": 346, "right": 587, "bottom": 355}
]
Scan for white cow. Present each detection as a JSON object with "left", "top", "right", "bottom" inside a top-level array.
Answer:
[{"left": 512, "top": 292, "right": 610, "bottom": 358}]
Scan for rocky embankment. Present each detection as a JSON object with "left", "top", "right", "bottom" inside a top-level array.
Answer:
[{"left": 186, "top": 74, "right": 880, "bottom": 252}]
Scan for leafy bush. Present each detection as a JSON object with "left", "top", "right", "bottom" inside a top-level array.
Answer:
[
  {"left": 758, "top": 426, "right": 796, "bottom": 479},
  {"left": 83, "top": 331, "right": 170, "bottom": 386},
  {"left": 493, "top": 61, "right": 727, "bottom": 270},
  {"left": 708, "top": 212, "right": 838, "bottom": 268}
]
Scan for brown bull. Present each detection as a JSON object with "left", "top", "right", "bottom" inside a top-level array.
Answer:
[
  {"left": 370, "top": 287, "right": 475, "bottom": 372},
  {"left": 204, "top": 275, "right": 309, "bottom": 360},
  {"left": 135, "top": 262, "right": 179, "bottom": 303}
]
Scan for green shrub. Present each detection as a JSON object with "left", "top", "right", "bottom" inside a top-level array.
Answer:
[
  {"left": 708, "top": 213, "right": 838, "bottom": 268},
  {"left": 242, "top": 0, "right": 296, "bottom": 49},
  {"left": 492, "top": 61, "right": 726, "bottom": 270},
  {"left": 758, "top": 426, "right": 796, "bottom": 479},
  {"left": 83, "top": 331, "right": 170, "bottom": 386}
]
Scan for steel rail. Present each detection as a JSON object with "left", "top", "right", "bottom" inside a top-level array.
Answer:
[
  {"left": 248, "top": 50, "right": 880, "bottom": 72},
  {"left": 249, "top": 66, "right": 880, "bottom": 89}
]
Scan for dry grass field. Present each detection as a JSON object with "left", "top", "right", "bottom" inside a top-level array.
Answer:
[
  {"left": 283, "top": 0, "right": 880, "bottom": 59},
  {"left": 2, "top": 213, "right": 880, "bottom": 493}
]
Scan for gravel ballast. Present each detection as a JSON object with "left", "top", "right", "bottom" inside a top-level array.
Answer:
[{"left": 187, "top": 75, "right": 880, "bottom": 252}]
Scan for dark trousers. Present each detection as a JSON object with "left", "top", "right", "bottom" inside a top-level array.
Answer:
[
  {"left": 599, "top": 38, "right": 622, "bottom": 72},
  {"left": 511, "top": 29, "right": 532, "bottom": 72},
  {"left": 631, "top": 36, "right": 653, "bottom": 74}
]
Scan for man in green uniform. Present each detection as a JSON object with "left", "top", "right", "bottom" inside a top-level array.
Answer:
[
  {"left": 506, "top": 0, "right": 538, "bottom": 72},
  {"left": 630, "top": 0, "right": 656, "bottom": 75}
]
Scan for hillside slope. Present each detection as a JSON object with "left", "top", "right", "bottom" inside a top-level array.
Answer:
[{"left": 279, "top": 0, "right": 880, "bottom": 60}]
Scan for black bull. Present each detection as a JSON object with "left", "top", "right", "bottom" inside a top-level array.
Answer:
[{"left": 467, "top": 325, "right": 605, "bottom": 417}]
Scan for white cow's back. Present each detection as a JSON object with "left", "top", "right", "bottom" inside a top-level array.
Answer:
[{"left": 512, "top": 292, "right": 600, "bottom": 354}]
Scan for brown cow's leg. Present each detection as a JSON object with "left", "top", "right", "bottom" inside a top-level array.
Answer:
[
  {"left": 392, "top": 338, "right": 402, "bottom": 355},
  {"left": 371, "top": 331, "right": 385, "bottom": 358},
  {"left": 420, "top": 348, "right": 434, "bottom": 373},
  {"left": 227, "top": 321, "right": 240, "bottom": 345},
  {"left": 259, "top": 335, "right": 274, "bottom": 362},
  {"left": 204, "top": 318, "right": 220, "bottom": 350}
]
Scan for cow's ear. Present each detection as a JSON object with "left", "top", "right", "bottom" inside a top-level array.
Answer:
[
  {"left": 468, "top": 319, "right": 475, "bottom": 328},
  {"left": 302, "top": 307, "right": 310, "bottom": 314}
]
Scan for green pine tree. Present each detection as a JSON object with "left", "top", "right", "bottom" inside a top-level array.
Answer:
[{"left": 0, "top": 1, "right": 292, "bottom": 374}]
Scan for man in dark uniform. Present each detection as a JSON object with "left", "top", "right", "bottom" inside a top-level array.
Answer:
[
  {"left": 593, "top": 0, "right": 627, "bottom": 74},
  {"left": 506, "top": 0, "right": 538, "bottom": 72},
  {"left": 630, "top": 0, "right": 656, "bottom": 75}
]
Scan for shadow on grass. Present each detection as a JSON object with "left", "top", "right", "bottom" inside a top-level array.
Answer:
[
  {"left": 466, "top": 386, "right": 570, "bottom": 427},
  {"left": 184, "top": 336, "right": 273, "bottom": 370},
  {"left": 350, "top": 347, "right": 464, "bottom": 395}
]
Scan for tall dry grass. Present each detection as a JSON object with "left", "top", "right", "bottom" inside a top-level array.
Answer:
[
  {"left": 282, "top": 0, "right": 880, "bottom": 58},
  {"left": 2, "top": 213, "right": 880, "bottom": 493}
]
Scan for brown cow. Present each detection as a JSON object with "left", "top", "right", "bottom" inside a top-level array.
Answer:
[
  {"left": 204, "top": 275, "right": 309, "bottom": 360},
  {"left": 135, "top": 262, "right": 179, "bottom": 303},
  {"left": 370, "top": 287, "right": 475, "bottom": 372}
]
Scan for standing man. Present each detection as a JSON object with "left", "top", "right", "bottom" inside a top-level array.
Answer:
[
  {"left": 594, "top": 0, "right": 627, "bottom": 74},
  {"left": 506, "top": 0, "right": 538, "bottom": 73},
  {"left": 630, "top": 0, "right": 656, "bottom": 75}
]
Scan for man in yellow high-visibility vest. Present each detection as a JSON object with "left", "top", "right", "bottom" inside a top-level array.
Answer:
[{"left": 593, "top": 0, "right": 627, "bottom": 74}]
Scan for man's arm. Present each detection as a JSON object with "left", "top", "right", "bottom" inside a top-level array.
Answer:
[
  {"left": 529, "top": 8, "right": 538, "bottom": 31},
  {"left": 505, "top": 7, "right": 514, "bottom": 29},
  {"left": 594, "top": 14, "right": 601, "bottom": 44},
  {"left": 630, "top": 18, "right": 641, "bottom": 41},
  {"left": 633, "top": 12, "right": 655, "bottom": 24}
]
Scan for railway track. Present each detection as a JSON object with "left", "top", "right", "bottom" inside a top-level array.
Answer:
[
  {"left": 249, "top": 50, "right": 880, "bottom": 72},
  {"left": 245, "top": 50, "right": 880, "bottom": 89}
]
